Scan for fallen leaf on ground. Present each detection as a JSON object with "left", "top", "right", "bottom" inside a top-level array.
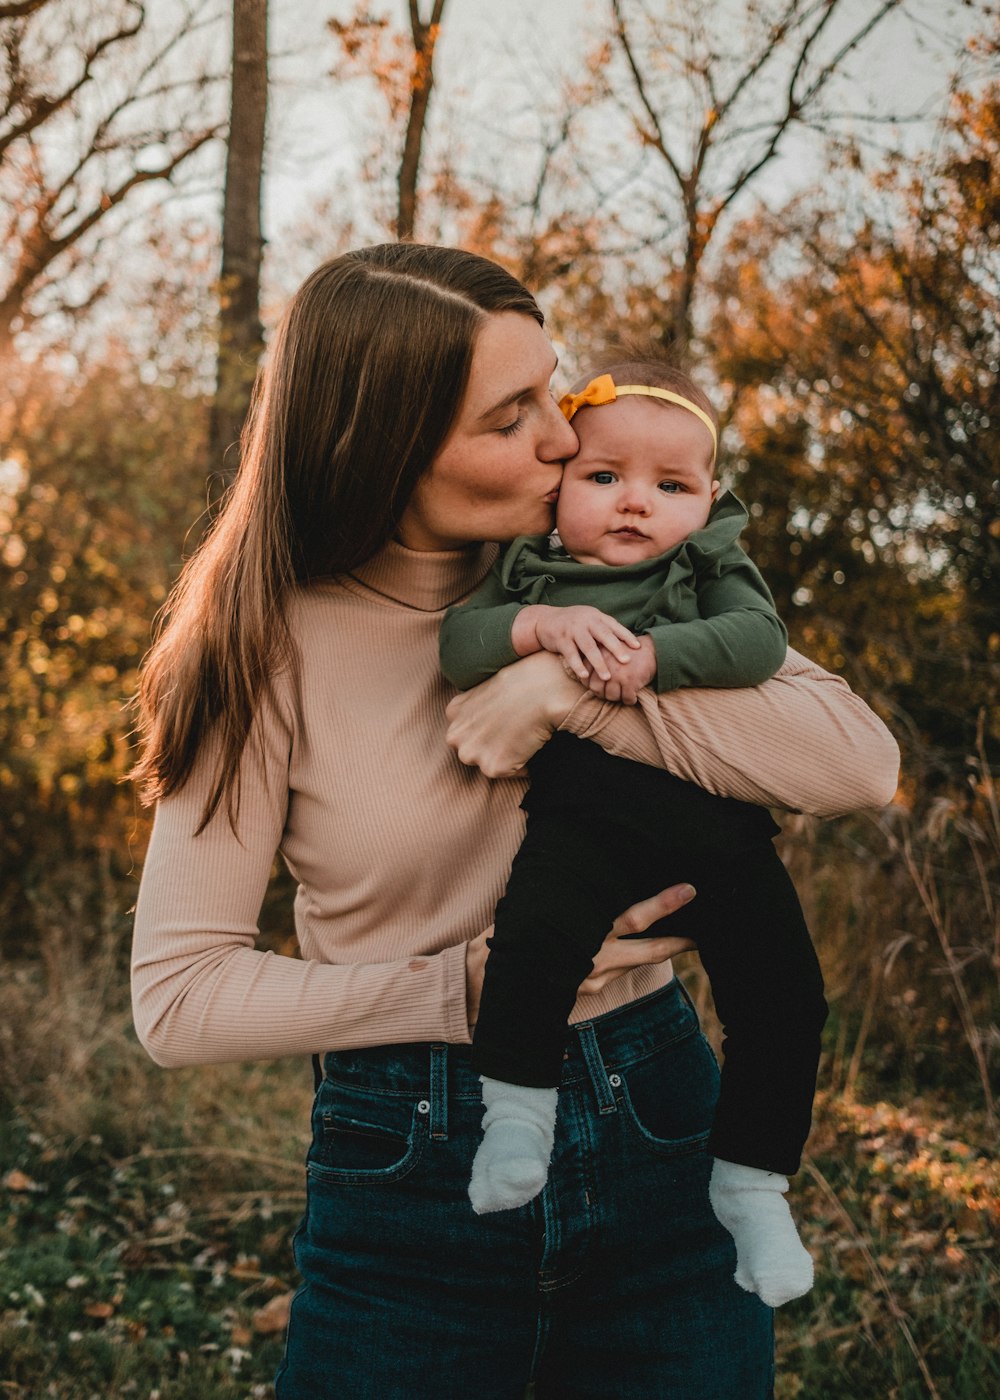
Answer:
[
  {"left": 252, "top": 1290, "right": 294, "bottom": 1334},
  {"left": 3, "top": 1169, "right": 40, "bottom": 1192}
]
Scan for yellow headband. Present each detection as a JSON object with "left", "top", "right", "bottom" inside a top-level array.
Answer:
[{"left": 559, "top": 373, "right": 718, "bottom": 465}]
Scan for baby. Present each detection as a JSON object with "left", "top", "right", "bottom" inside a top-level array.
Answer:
[{"left": 440, "top": 360, "right": 827, "bottom": 1308}]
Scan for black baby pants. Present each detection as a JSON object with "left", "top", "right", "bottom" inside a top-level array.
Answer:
[{"left": 471, "top": 732, "right": 828, "bottom": 1175}]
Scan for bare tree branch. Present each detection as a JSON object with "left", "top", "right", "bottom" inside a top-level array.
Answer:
[
  {"left": 0, "top": 125, "right": 221, "bottom": 342},
  {"left": 0, "top": 0, "right": 226, "bottom": 348},
  {"left": 0, "top": 1, "right": 144, "bottom": 159},
  {"left": 0, "top": 1, "right": 50, "bottom": 19},
  {"left": 610, "top": 0, "right": 682, "bottom": 186},
  {"left": 605, "top": 0, "right": 907, "bottom": 349}
]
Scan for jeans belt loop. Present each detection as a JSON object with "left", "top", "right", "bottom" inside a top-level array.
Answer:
[
  {"left": 429, "top": 1044, "right": 449, "bottom": 1140},
  {"left": 575, "top": 1022, "right": 618, "bottom": 1116}
]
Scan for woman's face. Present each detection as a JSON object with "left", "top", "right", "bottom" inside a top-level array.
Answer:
[{"left": 397, "top": 312, "right": 578, "bottom": 550}]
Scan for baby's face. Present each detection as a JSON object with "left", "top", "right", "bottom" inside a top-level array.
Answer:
[{"left": 555, "top": 397, "right": 719, "bottom": 566}]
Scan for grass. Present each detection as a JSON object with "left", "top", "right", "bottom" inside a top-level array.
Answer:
[
  {"left": 2, "top": 789, "right": 997, "bottom": 1397},
  {"left": 1, "top": 1035, "right": 311, "bottom": 1399},
  {"left": 2, "top": 1003, "right": 997, "bottom": 1397}
]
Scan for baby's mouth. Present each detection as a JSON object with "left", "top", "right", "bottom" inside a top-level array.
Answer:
[{"left": 612, "top": 526, "right": 648, "bottom": 539}]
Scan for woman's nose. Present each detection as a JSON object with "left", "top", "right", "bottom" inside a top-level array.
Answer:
[{"left": 539, "top": 398, "right": 579, "bottom": 462}]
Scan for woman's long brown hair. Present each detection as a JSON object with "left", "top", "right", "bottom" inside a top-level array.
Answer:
[{"left": 131, "top": 244, "right": 543, "bottom": 831}]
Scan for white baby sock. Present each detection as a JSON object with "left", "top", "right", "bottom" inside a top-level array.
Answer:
[
  {"left": 708, "top": 1157, "right": 815, "bottom": 1308},
  {"left": 468, "top": 1077, "right": 558, "bottom": 1215}
]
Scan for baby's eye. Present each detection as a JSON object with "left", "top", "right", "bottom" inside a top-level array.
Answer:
[
  {"left": 658, "top": 480, "right": 683, "bottom": 493},
  {"left": 590, "top": 471, "right": 616, "bottom": 484}
]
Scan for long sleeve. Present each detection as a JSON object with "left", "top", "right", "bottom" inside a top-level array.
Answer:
[
  {"left": 646, "top": 546, "right": 788, "bottom": 690},
  {"left": 439, "top": 557, "right": 522, "bottom": 690},
  {"left": 130, "top": 541, "right": 681, "bottom": 1072},
  {"left": 559, "top": 647, "right": 899, "bottom": 818},
  {"left": 131, "top": 692, "right": 471, "bottom": 1067}
]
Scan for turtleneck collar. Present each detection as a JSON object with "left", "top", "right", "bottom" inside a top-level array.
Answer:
[{"left": 341, "top": 537, "right": 498, "bottom": 613}]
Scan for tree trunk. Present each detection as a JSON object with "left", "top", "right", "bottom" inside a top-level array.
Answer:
[
  {"left": 397, "top": 0, "right": 447, "bottom": 242},
  {"left": 209, "top": 0, "right": 268, "bottom": 476}
]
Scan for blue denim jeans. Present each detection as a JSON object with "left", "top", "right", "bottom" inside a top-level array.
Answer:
[{"left": 275, "top": 979, "right": 774, "bottom": 1399}]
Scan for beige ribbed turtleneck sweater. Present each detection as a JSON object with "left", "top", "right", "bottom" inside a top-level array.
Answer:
[{"left": 131, "top": 539, "right": 899, "bottom": 1067}]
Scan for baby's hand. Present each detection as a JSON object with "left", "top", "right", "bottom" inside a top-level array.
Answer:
[
  {"left": 587, "top": 634, "right": 657, "bottom": 704},
  {"left": 514, "top": 604, "right": 640, "bottom": 683}
]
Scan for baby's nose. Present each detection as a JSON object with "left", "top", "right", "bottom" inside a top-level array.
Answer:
[{"left": 620, "top": 488, "right": 652, "bottom": 514}]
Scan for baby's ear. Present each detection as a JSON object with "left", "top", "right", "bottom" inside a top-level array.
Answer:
[{"left": 710, "top": 478, "right": 721, "bottom": 500}]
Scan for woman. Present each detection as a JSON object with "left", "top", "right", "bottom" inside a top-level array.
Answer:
[{"left": 131, "top": 243, "right": 898, "bottom": 1398}]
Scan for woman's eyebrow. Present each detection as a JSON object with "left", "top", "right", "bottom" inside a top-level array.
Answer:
[
  {"left": 476, "top": 356, "right": 559, "bottom": 423},
  {"left": 476, "top": 385, "right": 533, "bottom": 423}
]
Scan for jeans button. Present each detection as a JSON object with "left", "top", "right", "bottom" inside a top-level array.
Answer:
[
  {"left": 608, "top": 1074, "right": 622, "bottom": 1089},
  {"left": 417, "top": 1100, "right": 431, "bottom": 1114}
]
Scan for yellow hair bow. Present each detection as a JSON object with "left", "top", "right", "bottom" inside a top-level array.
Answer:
[{"left": 559, "top": 374, "right": 718, "bottom": 464}]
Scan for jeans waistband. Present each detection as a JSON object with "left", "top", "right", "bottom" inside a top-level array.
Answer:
[{"left": 318, "top": 976, "right": 697, "bottom": 1110}]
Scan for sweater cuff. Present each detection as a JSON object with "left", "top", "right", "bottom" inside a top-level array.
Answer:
[
  {"left": 651, "top": 630, "right": 678, "bottom": 692},
  {"left": 557, "top": 689, "right": 616, "bottom": 740},
  {"left": 441, "top": 939, "right": 474, "bottom": 1045}
]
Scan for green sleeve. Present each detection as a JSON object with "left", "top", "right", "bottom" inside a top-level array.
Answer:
[
  {"left": 648, "top": 545, "right": 788, "bottom": 691},
  {"left": 439, "top": 558, "right": 524, "bottom": 690}
]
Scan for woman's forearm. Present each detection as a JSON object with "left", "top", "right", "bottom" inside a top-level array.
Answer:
[
  {"left": 559, "top": 647, "right": 899, "bottom": 817},
  {"left": 132, "top": 807, "right": 473, "bottom": 1066},
  {"left": 131, "top": 718, "right": 472, "bottom": 1067}
]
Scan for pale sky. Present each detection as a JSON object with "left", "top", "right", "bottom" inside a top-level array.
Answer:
[
  {"left": 262, "top": 0, "right": 986, "bottom": 245},
  {"left": 11, "top": 0, "right": 990, "bottom": 368}
]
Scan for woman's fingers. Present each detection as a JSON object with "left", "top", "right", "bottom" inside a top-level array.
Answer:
[
  {"left": 445, "top": 653, "right": 581, "bottom": 777},
  {"left": 470, "top": 885, "right": 697, "bottom": 1017},
  {"left": 578, "top": 883, "right": 698, "bottom": 995},
  {"left": 610, "top": 882, "right": 697, "bottom": 938}
]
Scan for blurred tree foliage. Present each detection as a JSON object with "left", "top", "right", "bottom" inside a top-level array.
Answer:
[
  {"left": 0, "top": 359, "right": 208, "bottom": 950},
  {"left": 706, "top": 83, "right": 1000, "bottom": 787},
  {"left": 1, "top": 5, "right": 996, "bottom": 963}
]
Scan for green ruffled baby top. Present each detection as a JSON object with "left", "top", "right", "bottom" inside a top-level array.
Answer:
[{"left": 439, "top": 491, "right": 788, "bottom": 693}]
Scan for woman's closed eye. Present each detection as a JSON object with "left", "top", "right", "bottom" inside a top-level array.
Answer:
[{"left": 497, "top": 414, "right": 525, "bottom": 438}]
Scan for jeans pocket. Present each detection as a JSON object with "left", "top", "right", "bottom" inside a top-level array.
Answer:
[
  {"left": 306, "top": 1081, "right": 425, "bottom": 1186},
  {"left": 617, "top": 1025, "right": 721, "bottom": 1155}
]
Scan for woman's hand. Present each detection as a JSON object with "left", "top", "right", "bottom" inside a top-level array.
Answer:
[
  {"left": 465, "top": 883, "right": 697, "bottom": 1028},
  {"left": 578, "top": 882, "right": 696, "bottom": 995},
  {"left": 445, "top": 651, "right": 583, "bottom": 778}
]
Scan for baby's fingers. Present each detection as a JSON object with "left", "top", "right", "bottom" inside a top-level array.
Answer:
[
  {"left": 558, "top": 642, "right": 591, "bottom": 684},
  {"left": 574, "top": 630, "right": 614, "bottom": 681},
  {"left": 593, "top": 619, "right": 640, "bottom": 665}
]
